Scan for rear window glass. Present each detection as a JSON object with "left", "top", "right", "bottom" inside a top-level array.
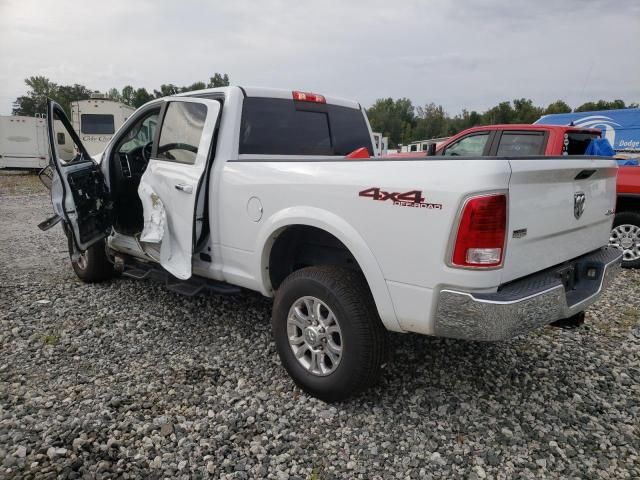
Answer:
[
  {"left": 496, "top": 132, "right": 545, "bottom": 156},
  {"left": 239, "top": 98, "right": 373, "bottom": 156},
  {"left": 565, "top": 132, "right": 600, "bottom": 155},
  {"left": 81, "top": 114, "right": 115, "bottom": 134}
]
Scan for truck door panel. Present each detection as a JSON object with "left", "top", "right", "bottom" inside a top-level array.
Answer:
[
  {"left": 138, "top": 98, "right": 221, "bottom": 280},
  {"left": 45, "top": 100, "right": 112, "bottom": 252}
]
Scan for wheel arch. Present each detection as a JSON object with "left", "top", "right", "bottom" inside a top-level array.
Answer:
[
  {"left": 257, "top": 207, "right": 401, "bottom": 332},
  {"left": 616, "top": 194, "right": 640, "bottom": 214}
]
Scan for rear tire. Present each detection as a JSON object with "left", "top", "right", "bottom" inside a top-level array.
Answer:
[
  {"left": 272, "top": 266, "right": 387, "bottom": 402},
  {"left": 71, "top": 239, "right": 115, "bottom": 283},
  {"left": 610, "top": 211, "right": 640, "bottom": 268}
]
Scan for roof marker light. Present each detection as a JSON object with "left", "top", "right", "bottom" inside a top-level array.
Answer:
[{"left": 292, "top": 91, "right": 326, "bottom": 104}]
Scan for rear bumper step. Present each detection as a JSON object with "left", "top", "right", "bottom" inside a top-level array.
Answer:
[{"left": 433, "top": 246, "right": 622, "bottom": 341}]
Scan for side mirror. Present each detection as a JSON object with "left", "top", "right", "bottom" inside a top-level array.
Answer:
[
  {"left": 38, "top": 165, "right": 54, "bottom": 191},
  {"left": 427, "top": 143, "right": 436, "bottom": 156}
]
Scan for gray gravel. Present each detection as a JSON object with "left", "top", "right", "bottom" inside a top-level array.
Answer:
[{"left": 1, "top": 172, "right": 639, "bottom": 479}]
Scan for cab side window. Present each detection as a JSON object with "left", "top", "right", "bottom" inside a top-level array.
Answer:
[
  {"left": 443, "top": 133, "right": 489, "bottom": 156},
  {"left": 156, "top": 102, "right": 207, "bottom": 165},
  {"left": 496, "top": 132, "right": 545, "bottom": 156}
]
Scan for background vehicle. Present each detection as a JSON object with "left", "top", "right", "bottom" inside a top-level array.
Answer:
[
  {"left": 0, "top": 93, "right": 132, "bottom": 169},
  {"left": 535, "top": 108, "right": 640, "bottom": 267},
  {"left": 432, "top": 123, "right": 640, "bottom": 267},
  {"left": 372, "top": 132, "right": 388, "bottom": 156},
  {"left": 612, "top": 166, "right": 640, "bottom": 267},
  {"left": 433, "top": 124, "right": 601, "bottom": 156},
  {"left": 0, "top": 114, "right": 49, "bottom": 169},
  {"left": 70, "top": 93, "right": 135, "bottom": 156},
  {"left": 535, "top": 108, "right": 640, "bottom": 155},
  {"left": 396, "top": 137, "right": 449, "bottom": 154},
  {"left": 41, "top": 87, "right": 620, "bottom": 401}
]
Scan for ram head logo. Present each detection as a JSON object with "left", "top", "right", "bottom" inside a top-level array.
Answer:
[{"left": 574, "top": 192, "right": 586, "bottom": 219}]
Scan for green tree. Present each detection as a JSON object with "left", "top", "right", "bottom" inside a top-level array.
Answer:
[
  {"left": 121, "top": 85, "right": 135, "bottom": 106},
  {"left": 413, "top": 103, "right": 448, "bottom": 139},
  {"left": 132, "top": 88, "right": 153, "bottom": 108},
  {"left": 366, "top": 97, "right": 415, "bottom": 147},
  {"left": 12, "top": 76, "right": 59, "bottom": 116},
  {"left": 511, "top": 98, "right": 543, "bottom": 123},
  {"left": 543, "top": 100, "right": 572, "bottom": 115},
  {"left": 154, "top": 84, "right": 180, "bottom": 98},
  {"left": 11, "top": 76, "right": 91, "bottom": 116},
  {"left": 107, "top": 88, "right": 121, "bottom": 102},
  {"left": 181, "top": 81, "right": 207, "bottom": 93},
  {"left": 482, "top": 101, "right": 515, "bottom": 124},
  {"left": 207, "top": 73, "right": 230, "bottom": 88},
  {"left": 55, "top": 84, "right": 91, "bottom": 115},
  {"left": 575, "top": 99, "right": 627, "bottom": 112}
]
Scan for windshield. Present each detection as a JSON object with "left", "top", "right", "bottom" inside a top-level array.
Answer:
[{"left": 118, "top": 111, "right": 159, "bottom": 153}]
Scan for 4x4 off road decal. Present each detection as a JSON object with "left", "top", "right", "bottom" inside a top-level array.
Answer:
[{"left": 359, "top": 188, "right": 442, "bottom": 209}]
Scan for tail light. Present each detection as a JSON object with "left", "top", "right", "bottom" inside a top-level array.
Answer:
[
  {"left": 452, "top": 193, "right": 506, "bottom": 268},
  {"left": 292, "top": 91, "right": 326, "bottom": 104}
]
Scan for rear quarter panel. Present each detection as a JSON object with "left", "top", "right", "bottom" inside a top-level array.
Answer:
[{"left": 215, "top": 158, "right": 511, "bottom": 333}]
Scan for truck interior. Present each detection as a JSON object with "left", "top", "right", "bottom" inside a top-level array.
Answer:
[{"left": 108, "top": 107, "right": 160, "bottom": 235}]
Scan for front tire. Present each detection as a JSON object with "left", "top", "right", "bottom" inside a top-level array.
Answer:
[
  {"left": 71, "top": 239, "right": 115, "bottom": 283},
  {"left": 610, "top": 211, "right": 640, "bottom": 268},
  {"left": 272, "top": 266, "right": 387, "bottom": 402}
]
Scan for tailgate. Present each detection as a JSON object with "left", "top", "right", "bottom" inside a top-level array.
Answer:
[{"left": 502, "top": 157, "right": 618, "bottom": 283}]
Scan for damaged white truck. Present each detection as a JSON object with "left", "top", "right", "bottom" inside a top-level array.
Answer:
[{"left": 40, "top": 87, "right": 622, "bottom": 401}]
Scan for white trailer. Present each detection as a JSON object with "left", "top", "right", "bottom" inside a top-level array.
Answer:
[
  {"left": 400, "top": 137, "right": 450, "bottom": 153},
  {"left": 0, "top": 115, "right": 49, "bottom": 169},
  {"left": 0, "top": 94, "right": 134, "bottom": 169},
  {"left": 70, "top": 94, "right": 135, "bottom": 156},
  {"left": 371, "top": 132, "right": 388, "bottom": 156}
]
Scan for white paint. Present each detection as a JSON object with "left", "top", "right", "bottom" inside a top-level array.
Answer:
[
  {"left": 56, "top": 87, "right": 618, "bottom": 336},
  {"left": 136, "top": 97, "right": 221, "bottom": 280},
  {"left": 138, "top": 182, "right": 166, "bottom": 243}
]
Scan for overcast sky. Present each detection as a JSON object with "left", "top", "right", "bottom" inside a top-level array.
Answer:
[{"left": 0, "top": 0, "right": 638, "bottom": 115}]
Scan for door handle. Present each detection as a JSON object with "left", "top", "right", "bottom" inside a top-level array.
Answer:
[{"left": 175, "top": 184, "right": 193, "bottom": 194}]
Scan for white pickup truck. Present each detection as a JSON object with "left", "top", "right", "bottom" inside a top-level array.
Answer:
[{"left": 40, "top": 87, "right": 621, "bottom": 401}]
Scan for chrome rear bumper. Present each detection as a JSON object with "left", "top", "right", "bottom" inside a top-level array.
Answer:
[{"left": 433, "top": 247, "right": 622, "bottom": 341}]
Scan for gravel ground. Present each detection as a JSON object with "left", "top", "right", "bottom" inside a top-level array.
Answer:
[{"left": 1, "top": 172, "right": 639, "bottom": 479}]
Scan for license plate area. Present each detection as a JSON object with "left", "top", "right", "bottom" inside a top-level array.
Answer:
[
  {"left": 556, "top": 264, "right": 577, "bottom": 290},
  {"left": 556, "top": 261, "right": 603, "bottom": 306}
]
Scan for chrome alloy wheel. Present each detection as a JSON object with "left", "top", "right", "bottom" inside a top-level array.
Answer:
[
  {"left": 286, "top": 296, "right": 343, "bottom": 376},
  {"left": 610, "top": 224, "right": 640, "bottom": 262}
]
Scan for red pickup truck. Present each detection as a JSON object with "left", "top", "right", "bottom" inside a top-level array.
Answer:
[{"left": 430, "top": 124, "right": 640, "bottom": 268}]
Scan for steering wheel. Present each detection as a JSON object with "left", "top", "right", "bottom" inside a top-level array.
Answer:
[
  {"left": 157, "top": 142, "right": 198, "bottom": 155},
  {"left": 141, "top": 141, "right": 153, "bottom": 162}
]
